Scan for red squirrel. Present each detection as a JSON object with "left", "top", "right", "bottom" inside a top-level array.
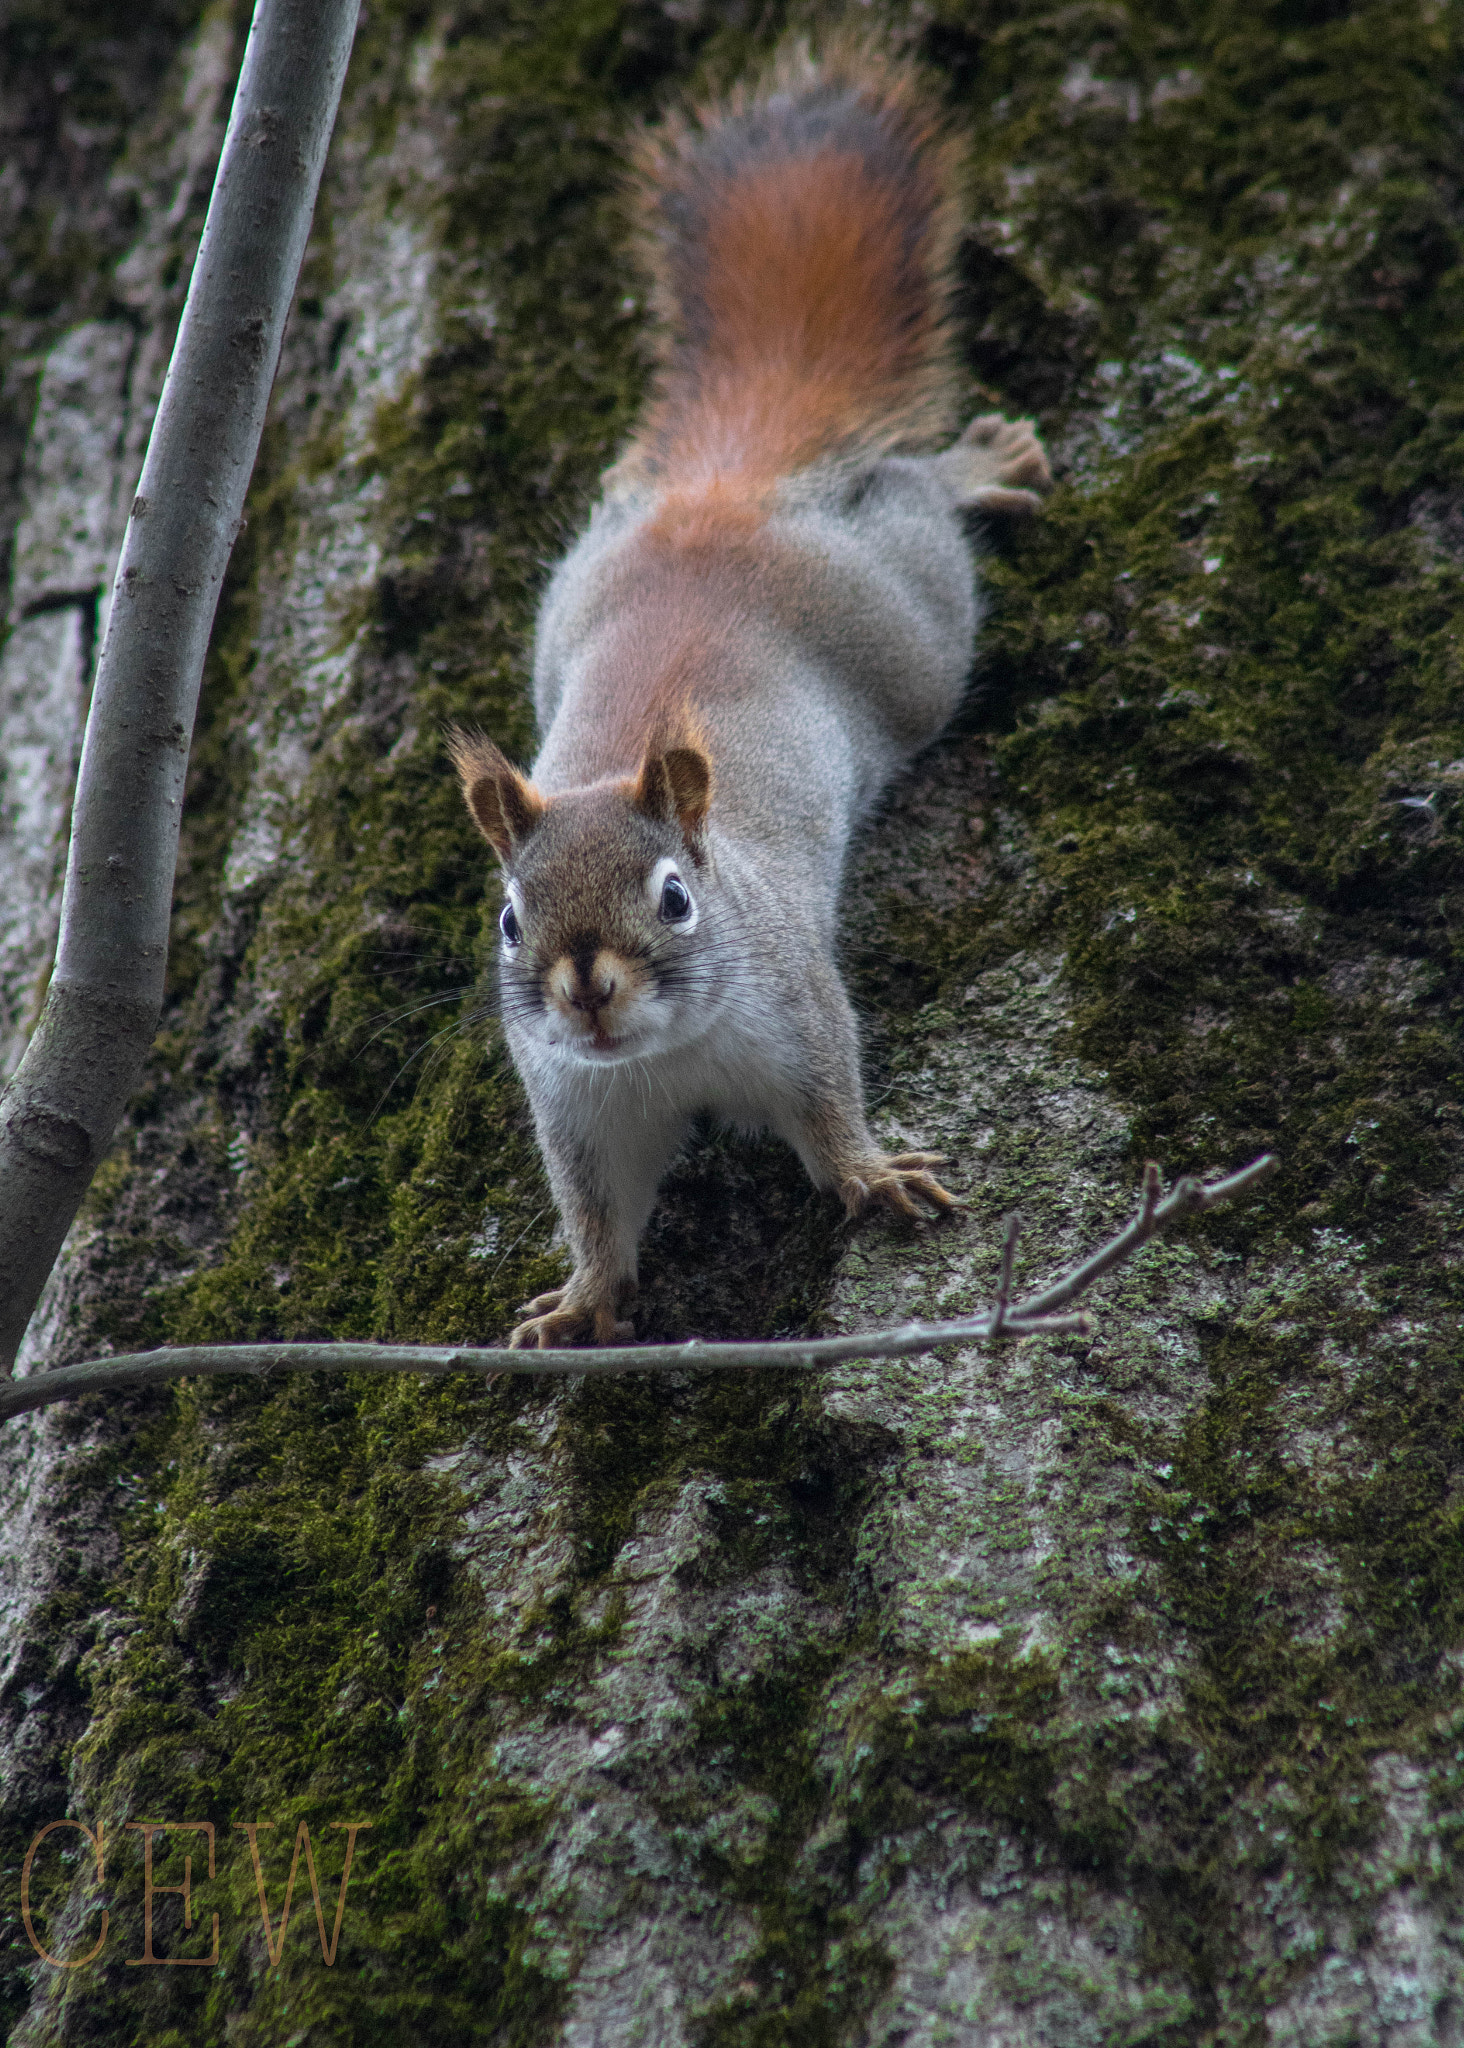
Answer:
[{"left": 450, "top": 37, "right": 1050, "bottom": 1348}]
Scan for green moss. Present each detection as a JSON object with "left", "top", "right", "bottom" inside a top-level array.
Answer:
[
  {"left": 845, "top": 1648, "right": 1067, "bottom": 1847},
  {"left": 689, "top": 1644, "right": 895, "bottom": 2048},
  {"left": 33, "top": 1370, "right": 567, "bottom": 2043},
  {"left": 933, "top": 0, "right": 1464, "bottom": 2022}
]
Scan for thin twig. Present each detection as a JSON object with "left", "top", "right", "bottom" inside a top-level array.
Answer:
[
  {"left": 991, "top": 1211, "right": 1021, "bottom": 1337},
  {"left": 1011, "top": 1154, "right": 1273, "bottom": 1320},
  {"left": 0, "top": 1154, "right": 1276, "bottom": 1424}
]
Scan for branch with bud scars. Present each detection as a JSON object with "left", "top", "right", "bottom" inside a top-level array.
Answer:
[{"left": 0, "top": 1154, "right": 1275, "bottom": 1425}]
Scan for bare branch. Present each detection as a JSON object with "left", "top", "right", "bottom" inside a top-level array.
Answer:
[
  {"left": 0, "top": 1155, "right": 1276, "bottom": 1424},
  {"left": 0, "top": 0, "right": 361, "bottom": 1373}
]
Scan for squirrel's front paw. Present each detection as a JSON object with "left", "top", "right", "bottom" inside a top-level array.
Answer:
[
  {"left": 840, "top": 1151, "right": 961, "bottom": 1221},
  {"left": 508, "top": 1287, "right": 635, "bottom": 1349}
]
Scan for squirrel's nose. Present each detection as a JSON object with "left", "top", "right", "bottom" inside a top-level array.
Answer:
[
  {"left": 569, "top": 972, "right": 615, "bottom": 1014},
  {"left": 547, "top": 951, "right": 619, "bottom": 1016}
]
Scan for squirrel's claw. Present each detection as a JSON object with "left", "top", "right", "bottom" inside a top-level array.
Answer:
[
  {"left": 841, "top": 1152, "right": 961, "bottom": 1221},
  {"left": 508, "top": 1290, "right": 635, "bottom": 1349}
]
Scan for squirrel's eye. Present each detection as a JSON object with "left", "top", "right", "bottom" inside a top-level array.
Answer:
[
  {"left": 500, "top": 903, "right": 522, "bottom": 946},
  {"left": 659, "top": 875, "right": 692, "bottom": 923}
]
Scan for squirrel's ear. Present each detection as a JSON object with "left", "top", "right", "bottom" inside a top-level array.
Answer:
[
  {"left": 633, "top": 742, "right": 712, "bottom": 855},
  {"left": 447, "top": 729, "right": 545, "bottom": 861}
]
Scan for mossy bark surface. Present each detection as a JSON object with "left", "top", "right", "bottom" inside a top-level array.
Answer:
[{"left": 0, "top": 2, "right": 1460, "bottom": 2042}]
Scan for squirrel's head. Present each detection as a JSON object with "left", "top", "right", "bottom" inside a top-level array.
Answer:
[{"left": 449, "top": 728, "right": 716, "bottom": 1066}]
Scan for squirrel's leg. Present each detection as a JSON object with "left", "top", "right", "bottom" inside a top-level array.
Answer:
[
  {"left": 775, "top": 973, "right": 959, "bottom": 1221},
  {"left": 929, "top": 413, "right": 1052, "bottom": 517},
  {"left": 510, "top": 1077, "right": 687, "bottom": 1349}
]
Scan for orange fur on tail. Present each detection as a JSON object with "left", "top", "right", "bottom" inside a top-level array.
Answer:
[{"left": 623, "top": 38, "right": 963, "bottom": 494}]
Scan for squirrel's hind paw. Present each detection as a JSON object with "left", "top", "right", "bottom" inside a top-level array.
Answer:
[
  {"left": 841, "top": 1152, "right": 961, "bottom": 1222},
  {"left": 508, "top": 1288, "right": 635, "bottom": 1349},
  {"left": 937, "top": 414, "right": 1052, "bottom": 516}
]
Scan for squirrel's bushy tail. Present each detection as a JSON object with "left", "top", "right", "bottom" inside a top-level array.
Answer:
[{"left": 624, "top": 38, "right": 962, "bottom": 491}]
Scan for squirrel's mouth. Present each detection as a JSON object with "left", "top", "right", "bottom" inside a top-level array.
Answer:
[
  {"left": 558, "top": 1030, "right": 641, "bottom": 1067},
  {"left": 543, "top": 1016, "right": 637, "bottom": 1062}
]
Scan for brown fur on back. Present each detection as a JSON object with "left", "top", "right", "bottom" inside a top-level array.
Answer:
[
  {"left": 623, "top": 37, "right": 963, "bottom": 492},
  {"left": 548, "top": 526, "right": 817, "bottom": 781}
]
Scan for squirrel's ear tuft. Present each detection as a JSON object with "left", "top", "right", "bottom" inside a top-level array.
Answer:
[
  {"left": 633, "top": 741, "right": 713, "bottom": 855},
  {"left": 447, "top": 729, "right": 545, "bottom": 861}
]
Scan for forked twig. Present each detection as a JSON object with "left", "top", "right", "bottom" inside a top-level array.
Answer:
[{"left": 0, "top": 1155, "right": 1276, "bottom": 1424}]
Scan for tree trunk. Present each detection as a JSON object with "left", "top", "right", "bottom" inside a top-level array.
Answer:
[{"left": 0, "top": 4, "right": 1459, "bottom": 2042}]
